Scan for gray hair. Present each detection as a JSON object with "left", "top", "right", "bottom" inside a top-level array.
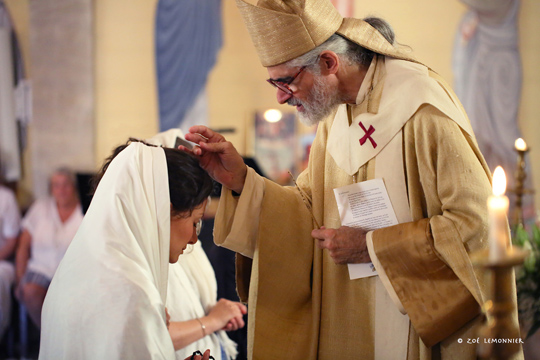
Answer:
[
  {"left": 286, "top": 17, "right": 395, "bottom": 72},
  {"left": 49, "top": 167, "right": 78, "bottom": 192}
]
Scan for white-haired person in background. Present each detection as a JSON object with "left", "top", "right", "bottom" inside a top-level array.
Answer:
[{"left": 15, "top": 167, "right": 83, "bottom": 328}]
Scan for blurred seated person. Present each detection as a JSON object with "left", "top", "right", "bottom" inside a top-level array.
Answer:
[
  {"left": 146, "top": 129, "right": 245, "bottom": 360},
  {"left": 0, "top": 178, "right": 21, "bottom": 339},
  {"left": 15, "top": 168, "right": 83, "bottom": 328}
]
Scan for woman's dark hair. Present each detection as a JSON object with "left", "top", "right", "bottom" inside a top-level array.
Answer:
[{"left": 92, "top": 138, "right": 213, "bottom": 217}]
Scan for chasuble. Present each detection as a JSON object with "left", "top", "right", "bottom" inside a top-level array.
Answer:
[{"left": 214, "top": 57, "right": 523, "bottom": 360}]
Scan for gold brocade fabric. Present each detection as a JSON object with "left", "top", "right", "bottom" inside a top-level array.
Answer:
[
  {"left": 235, "top": 0, "right": 417, "bottom": 67},
  {"left": 214, "top": 66, "right": 523, "bottom": 359},
  {"left": 373, "top": 218, "right": 481, "bottom": 347}
]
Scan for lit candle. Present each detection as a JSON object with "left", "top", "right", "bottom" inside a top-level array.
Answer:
[
  {"left": 514, "top": 138, "right": 527, "bottom": 152},
  {"left": 488, "top": 166, "right": 510, "bottom": 262}
]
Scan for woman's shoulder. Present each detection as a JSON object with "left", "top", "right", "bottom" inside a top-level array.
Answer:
[
  {"left": 30, "top": 197, "right": 55, "bottom": 211},
  {"left": 24, "top": 197, "right": 55, "bottom": 220}
]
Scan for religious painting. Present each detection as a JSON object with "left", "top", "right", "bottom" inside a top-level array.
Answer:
[{"left": 253, "top": 111, "right": 297, "bottom": 186}]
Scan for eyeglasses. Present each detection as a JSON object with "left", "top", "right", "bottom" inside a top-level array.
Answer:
[{"left": 266, "top": 66, "right": 306, "bottom": 95}]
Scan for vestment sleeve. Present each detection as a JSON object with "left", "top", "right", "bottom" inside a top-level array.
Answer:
[
  {"left": 371, "top": 105, "right": 493, "bottom": 347},
  {"left": 214, "top": 166, "right": 265, "bottom": 258}
]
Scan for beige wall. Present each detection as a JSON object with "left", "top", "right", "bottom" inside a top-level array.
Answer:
[
  {"left": 4, "top": 0, "right": 540, "bottom": 207},
  {"left": 354, "top": 1, "right": 467, "bottom": 81},
  {"left": 94, "top": 0, "right": 159, "bottom": 166},
  {"left": 519, "top": 0, "right": 540, "bottom": 209}
]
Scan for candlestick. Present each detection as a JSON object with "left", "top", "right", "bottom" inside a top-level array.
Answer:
[
  {"left": 488, "top": 167, "right": 510, "bottom": 262},
  {"left": 513, "top": 138, "right": 529, "bottom": 226},
  {"left": 473, "top": 247, "right": 528, "bottom": 359},
  {"left": 473, "top": 163, "right": 527, "bottom": 359}
]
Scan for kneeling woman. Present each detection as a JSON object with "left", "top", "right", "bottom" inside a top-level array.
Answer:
[{"left": 39, "top": 141, "right": 214, "bottom": 359}]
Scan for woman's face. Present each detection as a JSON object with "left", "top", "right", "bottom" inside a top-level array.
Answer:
[
  {"left": 169, "top": 199, "right": 207, "bottom": 263},
  {"left": 51, "top": 173, "right": 77, "bottom": 207}
]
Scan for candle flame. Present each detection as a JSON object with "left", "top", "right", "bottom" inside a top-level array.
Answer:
[
  {"left": 515, "top": 138, "right": 527, "bottom": 151},
  {"left": 492, "top": 166, "right": 507, "bottom": 196}
]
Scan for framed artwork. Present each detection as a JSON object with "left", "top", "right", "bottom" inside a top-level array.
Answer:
[{"left": 253, "top": 111, "right": 297, "bottom": 185}]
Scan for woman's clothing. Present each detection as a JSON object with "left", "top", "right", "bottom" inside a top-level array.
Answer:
[
  {"left": 20, "top": 270, "right": 51, "bottom": 288},
  {"left": 167, "top": 242, "right": 237, "bottom": 360},
  {"left": 21, "top": 197, "right": 83, "bottom": 279},
  {"left": 40, "top": 143, "right": 175, "bottom": 360}
]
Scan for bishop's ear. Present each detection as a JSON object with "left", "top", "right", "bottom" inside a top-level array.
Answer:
[{"left": 318, "top": 50, "right": 340, "bottom": 75}]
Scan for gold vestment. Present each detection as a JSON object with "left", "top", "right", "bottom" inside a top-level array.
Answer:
[{"left": 214, "top": 58, "right": 522, "bottom": 360}]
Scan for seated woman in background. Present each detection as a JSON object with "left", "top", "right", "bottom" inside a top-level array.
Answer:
[
  {"left": 146, "top": 129, "right": 246, "bottom": 360},
  {"left": 39, "top": 140, "right": 238, "bottom": 359},
  {"left": 15, "top": 167, "right": 83, "bottom": 328}
]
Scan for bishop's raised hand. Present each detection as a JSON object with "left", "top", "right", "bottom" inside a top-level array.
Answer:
[{"left": 181, "top": 126, "right": 248, "bottom": 194}]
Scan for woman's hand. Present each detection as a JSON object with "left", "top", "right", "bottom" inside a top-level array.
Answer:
[
  {"left": 205, "top": 298, "right": 247, "bottom": 332},
  {"left": 184, "top": 349, "right": 212, "bottom": 360}
]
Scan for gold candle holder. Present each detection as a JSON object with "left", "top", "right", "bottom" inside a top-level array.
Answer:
[
  {"left": 512, "top": 138, "right": 530, "bottom": 227},
  {"left": 472, "top": 247, "right": 528, "bottom": 359}
]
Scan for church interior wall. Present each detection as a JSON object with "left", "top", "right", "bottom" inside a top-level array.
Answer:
[
  {"left": 4, "top": 0, "right": 540, "bottom": 210},
  {"left": 518, "top": 0, "right": 540, "bottom": 211},
  {"left": 93, "top": 0, "right": 159, "bottom": 166}
]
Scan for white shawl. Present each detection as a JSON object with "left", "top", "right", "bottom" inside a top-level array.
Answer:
[
  {"left": 147, "top": 128, "right": 238, "bottom": 360},
  {"left": 168, "top": 242, "right": 238, "bottom": 360},
  {"left": 39, "top": 143, "right": 175, "bottom": 360}
]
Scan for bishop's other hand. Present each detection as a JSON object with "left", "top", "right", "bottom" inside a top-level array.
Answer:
[{"left": 312, "top": 226, "right": 371, "bottom": 264}]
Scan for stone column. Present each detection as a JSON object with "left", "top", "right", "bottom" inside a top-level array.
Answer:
[{"left": 28, "top": 0, "right": 94, "bottom": 197}]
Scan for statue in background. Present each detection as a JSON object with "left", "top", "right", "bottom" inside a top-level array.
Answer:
[{"left": 453, "top": 0, "right": 535, "bottom": 224}]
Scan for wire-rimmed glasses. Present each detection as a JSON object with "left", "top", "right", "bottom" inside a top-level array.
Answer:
[{"left": 266, "top": 66, "right": 306, "bottom": 95}]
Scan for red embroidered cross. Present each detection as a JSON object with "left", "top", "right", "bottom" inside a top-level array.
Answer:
[{"left": 358, "top": 121, "right": 377, "bottom": 148}]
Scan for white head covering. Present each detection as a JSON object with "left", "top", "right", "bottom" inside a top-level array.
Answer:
[
  {"left": 147, "top": 128, "right": 238, "bottom": 360},
  {"left": 40, "top": 142, "right": 175, "bottom": 360}
]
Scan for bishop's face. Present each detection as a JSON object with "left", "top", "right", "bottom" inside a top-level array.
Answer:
[{"left": 267, "top": 64, "right": 344, "bottom": 126}]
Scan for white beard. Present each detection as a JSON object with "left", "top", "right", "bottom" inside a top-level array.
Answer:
[{"left": 291, "top": 75, "right": 344, "bottom": 126}]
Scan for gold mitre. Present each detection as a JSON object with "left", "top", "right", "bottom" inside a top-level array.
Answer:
[{"left": 236, "top": 0, "right": 417, "bottom": 67}]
